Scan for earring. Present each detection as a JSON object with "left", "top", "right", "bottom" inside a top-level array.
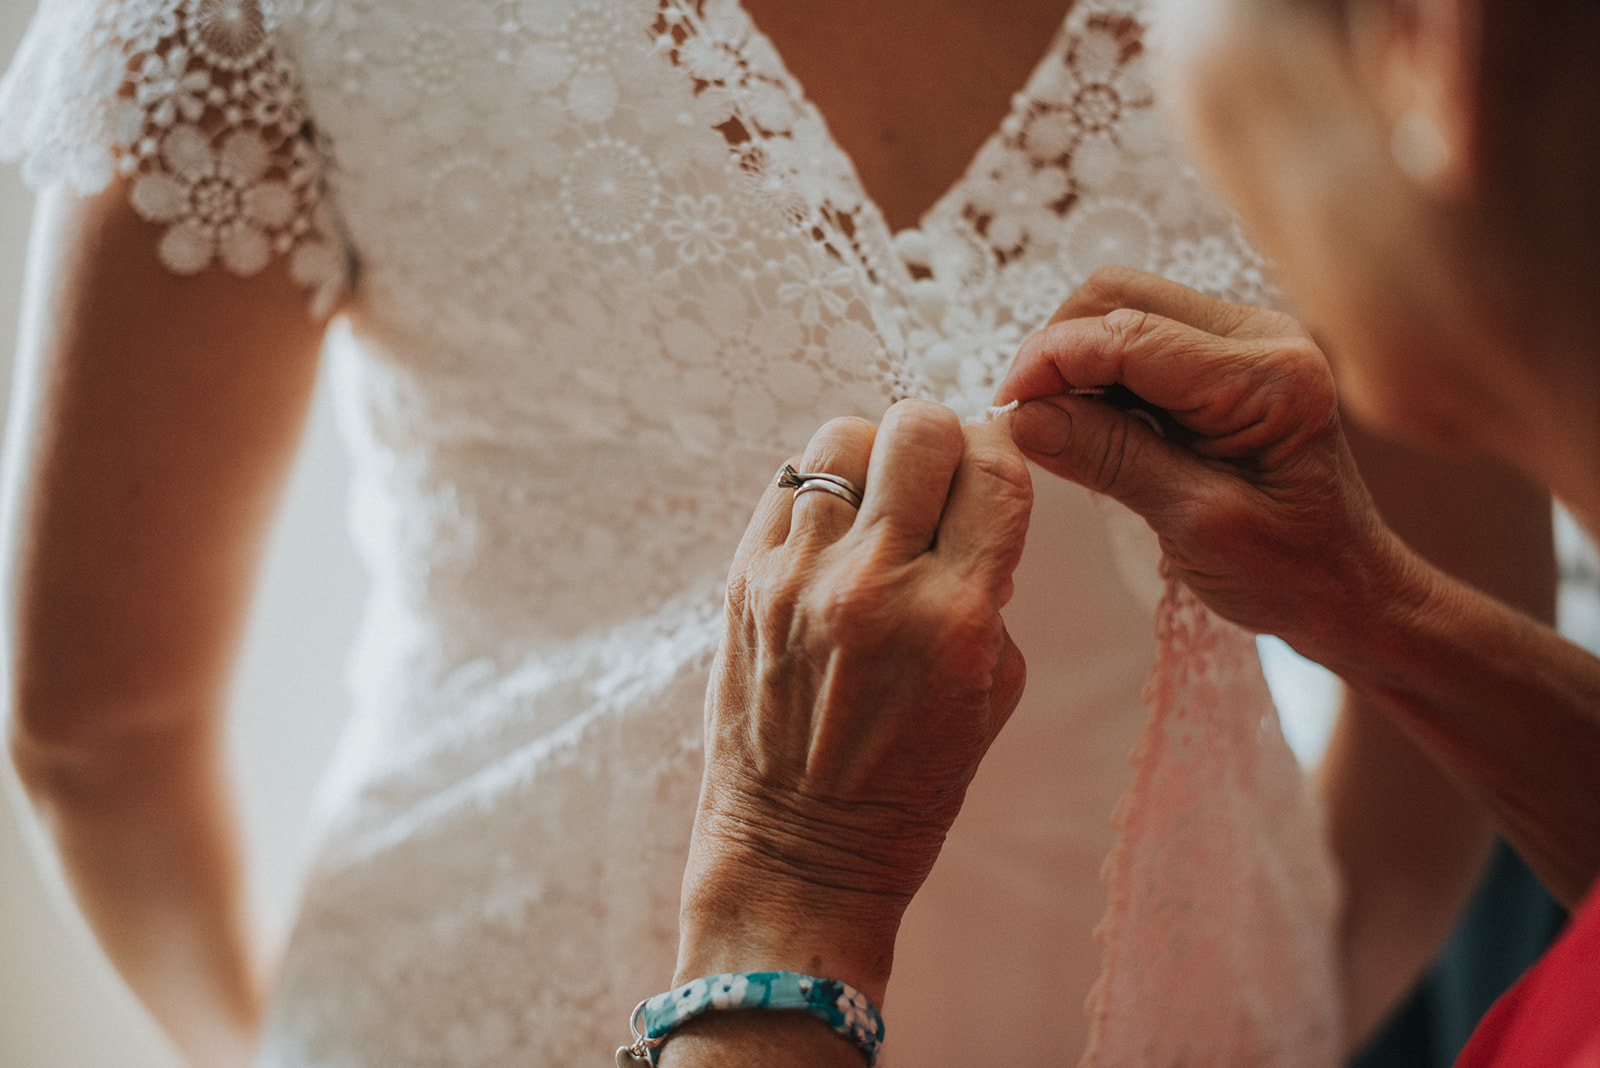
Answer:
[{"left": 1390, "top": 110, "right": 1451, "bottom": 186}]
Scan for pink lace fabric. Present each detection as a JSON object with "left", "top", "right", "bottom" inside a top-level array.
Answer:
[{"left": 1087, "top": 570, "right": 1342, "bottom": 1064}]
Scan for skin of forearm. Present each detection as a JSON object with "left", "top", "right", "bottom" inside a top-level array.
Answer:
[
  {"left": 674, "top": 837, "right": 898, "bottom": 1008},
  {"left": 667, "top": 828, "right": 902, "bottom": 1067},
  {"left": 9, "top": 711, "right": 262, "bottom": 1068},
  {"left": 1320, "top": 430, "right": 1554, "bottom": 1045},
  {"left": 1311, "top": 552, "right": 1600, "bottom": 909},
  {"left": 0, "top": 183, "right": 328, "bottom": 1068}
]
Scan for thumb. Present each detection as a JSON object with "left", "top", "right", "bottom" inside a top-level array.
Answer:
[{"left": 1009, "top": 395, "right": 1204, "bottom": 522}]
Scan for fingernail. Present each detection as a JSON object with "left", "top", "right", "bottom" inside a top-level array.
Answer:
[{"left": 1011, "top": 401, "right": 1072, "bottom": 456}]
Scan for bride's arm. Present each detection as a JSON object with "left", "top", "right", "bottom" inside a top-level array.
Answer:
[
  {"left": 1322, "top": 427, "right": 1556, "bottom": 1046},
  {"left": 4, "top": 184, "right": 327, "bottom": 1067}
]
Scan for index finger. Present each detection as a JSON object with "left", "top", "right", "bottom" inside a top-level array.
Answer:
[
  {"left": 996, "top": 309, "right": 1330, "bottom": 454},
  {"left": 1043, "top": 265, "right": 1300, "bottom": 341},
  {"left": 998, "top": 309, "right": 1233, "bottom": 410}
]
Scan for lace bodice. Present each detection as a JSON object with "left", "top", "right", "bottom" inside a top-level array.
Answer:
[
  {"left": 1, "top": 1, "right": 1340, "bottom": 1064},
  {"left": 1, "top": 0, "right": 1282, "bottom": 644}
]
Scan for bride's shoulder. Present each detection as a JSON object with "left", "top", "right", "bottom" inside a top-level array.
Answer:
[{"left": 0, "top": 0, "right": 350, "bottom": 313}]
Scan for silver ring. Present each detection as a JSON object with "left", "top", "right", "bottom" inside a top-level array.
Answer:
[
  {"left": 779, "top": 463, "right": 864, "bottom": 509},
  {"left": 794, "top": 479, "right": 862, "bottom": 508}
]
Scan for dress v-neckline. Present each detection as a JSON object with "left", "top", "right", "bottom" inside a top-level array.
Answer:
[{"left": 727, "top": 1, "right": 1075, "bottom": 239}]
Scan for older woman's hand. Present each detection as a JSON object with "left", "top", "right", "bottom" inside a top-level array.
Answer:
[
  {"left": 674, "top": 399, "right": 1031, "bottom": 1009},
  {"left": 994, "top": 266, "right": 1409, "bottom": 668}
]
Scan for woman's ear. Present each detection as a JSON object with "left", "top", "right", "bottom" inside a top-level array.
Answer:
[{"left": 1348, "top": 0, "right": 1482, "bottom": 201}]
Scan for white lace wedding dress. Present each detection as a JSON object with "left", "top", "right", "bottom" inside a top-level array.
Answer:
[{"left": 1, "top": 0, "right": 1342, "bottom": 1063}]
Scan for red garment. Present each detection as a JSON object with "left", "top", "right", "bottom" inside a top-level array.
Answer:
[{"left": 1456, "top": 881, "right": 1600, "bottom": 1068}]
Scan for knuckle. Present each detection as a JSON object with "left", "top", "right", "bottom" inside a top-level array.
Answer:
[
  {"left": 802, "top": 417, "right": 875, "bottom": 462},
  {"left": 1080, "top": 264, "right": 1145, "bottom": 305},
  {"left": 930, "top": 584, "right": 1006, "bottom": 675},
  {"left": 1279, "top": 337, "right": 1333, "bottom": 380},
  {"left": 1269, "top": 341, "right": 1340, "bottom": 434},
  {"left": 882, "top": 401, "right": 964, "bottom": 468},
  {"left": 942, "top": 579, "right": 999, "bottom": 633},
  {"left": 1261, "top": 308, "right": 1314, "bottom": 340},
  {"left": 888, "top": 398, "right": 962, "bottom": 442},
  {"left": 964, "top": 441, "right": 1034, "bottom": 507},
  {"left": 820, "top": 414, "right": 875, "bottom": 439},
  {"left": 1088, "top": 416, "right": 1137, "bottom": 496},
  {"left": 1102, "top": 306, "right": 1155, "bottom": 351}
]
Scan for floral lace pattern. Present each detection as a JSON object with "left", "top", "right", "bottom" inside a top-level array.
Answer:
[
  {"left": 899, "top": 5, "right": 1282, "bottom": 415},
  {"left": 1086, "top": 571, "right": 1343, "bottom": 1065},
  {"left": 2, "top": 0, "right": 1339, "bottom": 1064},
  {"left": 651, "top": 0, "right": 1282, "bottom": 417},
  {"left": 0, "top": 0, "right": 348, "bottom": 314}
]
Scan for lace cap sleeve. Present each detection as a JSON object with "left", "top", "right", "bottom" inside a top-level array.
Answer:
[{"left": 0, "top": 0, "right": 350, "bottom": 316}]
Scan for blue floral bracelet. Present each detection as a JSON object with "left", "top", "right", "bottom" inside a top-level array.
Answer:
[{"left": 615, "top": 970, "right": 885, "bottom": 1066}]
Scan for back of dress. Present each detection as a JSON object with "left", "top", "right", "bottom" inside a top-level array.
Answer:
[{"left": 0, "top": 0, "right": 1341, "bottom": 1063}]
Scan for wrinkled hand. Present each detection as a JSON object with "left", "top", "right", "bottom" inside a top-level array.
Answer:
[
  {"left": 677, "top": 399, "right": 1032, "bottom": 1003},
  {"left": 996, "top": 266, "right": 1412, "bottom": 663}
]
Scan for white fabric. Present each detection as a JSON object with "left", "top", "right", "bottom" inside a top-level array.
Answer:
[
  {"left": 0, "top": 0, "right": 348, "bottom": 312},
  {"left": 0, "top": 0, "right": 1343, "bottom": 1063}
]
